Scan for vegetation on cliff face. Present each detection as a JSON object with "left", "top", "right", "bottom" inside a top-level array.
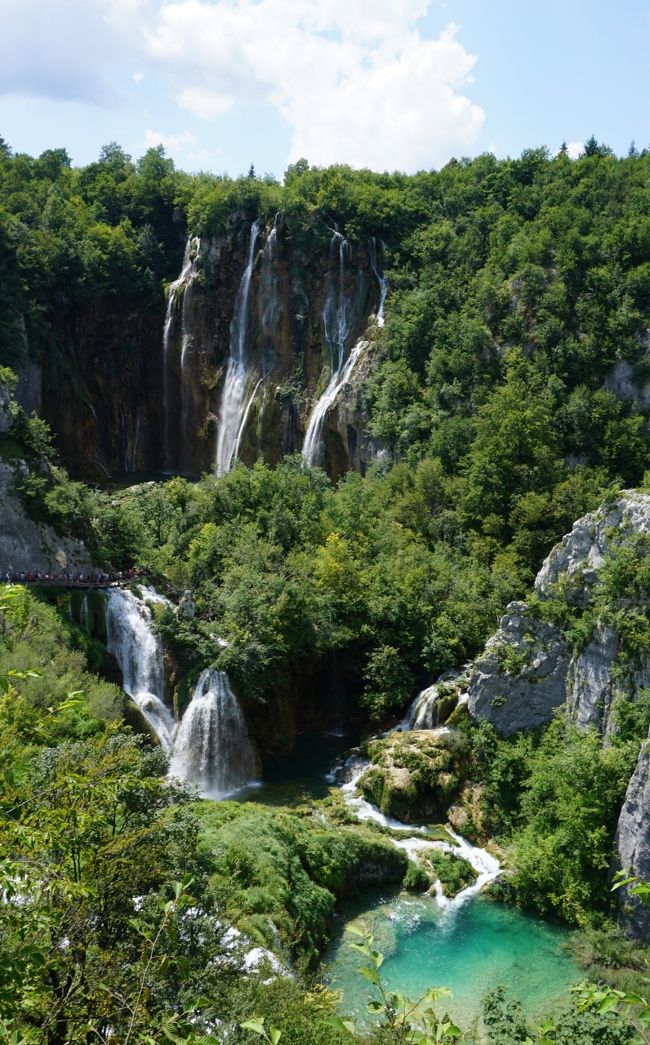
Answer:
[{"left": 3, "top": 138, "right": 650, "bottom": 1040}]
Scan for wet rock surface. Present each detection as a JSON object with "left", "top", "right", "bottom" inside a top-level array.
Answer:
[{"left": 616, "top": 735, "right": 650, "bottom": 941}]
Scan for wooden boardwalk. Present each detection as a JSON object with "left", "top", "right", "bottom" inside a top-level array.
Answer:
[{"left": 1, "top": 576, "right": 137, "bottom": 590}]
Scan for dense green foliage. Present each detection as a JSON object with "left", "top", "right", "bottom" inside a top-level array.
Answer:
[
  {"left": 475, "top": 717, "right": 639, "bottom": 923},
  {"left": 4, "top": 139, "right": 650, "bottom": 724},
  {"left": 4, "top": 137, "right": 650, "bottom": 1041}
]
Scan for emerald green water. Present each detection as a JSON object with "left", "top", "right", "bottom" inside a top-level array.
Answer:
[{"left": 325, "top": 891, "right": 581, "bottom": 1036}]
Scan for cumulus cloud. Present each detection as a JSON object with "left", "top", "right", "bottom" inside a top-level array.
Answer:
[
  {"left": 0, "top": 0, "right": 486, "bottom": 171},
  {"left": 176, "top": 86, "right": 233, "bottom": 119},
  {"left": 143, "top": 128, "right": 198, "bottom": 150},
  {"left": 117, "top": 0, "right": 485, "bottom": 171},
  {"left": 566, "top": 140, "right": 584, "bottom": 160}
]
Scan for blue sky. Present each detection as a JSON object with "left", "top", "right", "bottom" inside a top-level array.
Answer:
[{"left": 1, "top": 0, "right": 648, "bottom": 177}]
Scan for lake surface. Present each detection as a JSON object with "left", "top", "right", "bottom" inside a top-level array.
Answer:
[
  {"left": 234, "top": 729, "right": 358, "bottom": 806},
  {"left": 325, "top": 890, "right": 580, "bottom": 1037}
]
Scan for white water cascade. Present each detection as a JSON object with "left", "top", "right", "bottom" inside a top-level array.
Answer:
[
  {"left": 302, "top": 338, "right": 369, "bottom": 467},
  {"left": 260, "top": 212, "right": 281, "bottom": 336},
  {"left": 105, "top": 588, "right": 257, "bottom": 797},
  {"left": 401, "top": 669, "right": 471, "bottom": 731},
  {"left": 215, "top": 220, "right": 261, "bottom": 476},
  {"left": 369, "top": 237, "right": 388, "bottom": 327},
  {"left": 163, "top": 237, "right": 201, "bottom": 470},
  {"left": 105, "top": 587, "right": 175, "bottom": 753},
  {"left": 169, "top": 669, "right": 258, "bottom": 798},
  {"left": 302, "top": 235, "right": 388, "bottom": 467},
  {"left": 302, "top": 232, "right": 354, "bottom": 466},
  {"left": 338, "top": 734, "right": 500, "bottom": 913}
]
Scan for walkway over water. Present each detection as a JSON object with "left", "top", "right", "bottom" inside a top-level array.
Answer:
[{"left": 1, "top": 571, "right": 141, "bottom": 590}]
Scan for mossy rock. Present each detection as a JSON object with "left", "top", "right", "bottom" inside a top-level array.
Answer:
[{"left": 360, "top": 729, "right": 470, "bottom": 823}]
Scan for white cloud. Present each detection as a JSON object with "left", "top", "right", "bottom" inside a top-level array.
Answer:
[
  {"left": 117, "top": 0, "right": 485, "bottom": 171},
  {"left": 566, "top": 140, "right": 584, "bottom": 160},
  {"left": 132, "top": 72, "right": 145, "bottom": 84},
  {"left": 143, "top": 128, "right": 198, "bottom": 150},
  {"left": 177, "top": 86, "right": 233, "bottom": 119}
]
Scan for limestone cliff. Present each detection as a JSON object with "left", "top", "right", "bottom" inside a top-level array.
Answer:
[
  {"left": 468, "top": 492, "right": 650, "bottom": 736},
  {"left": 615, "top": 734, "right": 650, "bottom": 940},
  {"left": 25, "top": 215, "right": 386, "bottom": 481},
  {"left": 0, "top": 461, "right": 92, "bottom": 573}
]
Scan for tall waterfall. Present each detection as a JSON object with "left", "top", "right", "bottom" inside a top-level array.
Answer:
[
  {"left": 302, "top": 232, "right": 355, "bottom": 466},
  {"left": 105, "top": 587, "right": 175, "bottom": 752},
  {"left": 163, "top": 236, "right": 201, "bottom": 470},
  {"left": 369, "top": 237, "right": 388, "bottom": 327},
  {"left": 302, "top": 233, "right": 388, "bottom": 467},
  {"left": 169, "top": 669, "right": 258, "bottom": 797},
  {"left": 215, "top": 219, "right": 261, "bottom": 476},
  {"left": 260, "top": 212, "right": 281, "bottom": 336}
]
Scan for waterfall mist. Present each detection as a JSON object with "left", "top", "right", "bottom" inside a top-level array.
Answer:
[{"left": 169, "top": 669, "right": 258, "bottom": 798}]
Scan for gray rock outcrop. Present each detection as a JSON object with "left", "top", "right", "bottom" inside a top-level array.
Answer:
[
  {"left": 566, "top": 624, "right": 620, "bottom": 732},
  {"left": 536, "top": 492, "right": 650, "bottom": 601},
  {"left": 615, "top": 734, "right": 650, "bottom": 941},
  {"left": 0, "top": 381, "right": 12, "bottom": 436},
  {"left": 468, "top": 493, "right": 650, "bottom": 735},
  {"left": 0, "top": 461, "right": 92, "bottom": 574},
  {"left": 468, "top": 603, "right": 570, "bottom": 735}
]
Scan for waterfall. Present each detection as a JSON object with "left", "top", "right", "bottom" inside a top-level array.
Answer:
[
  {"left": 105, "top": 587, "right": 175, "bottom": 753},
  {"left": 163, "top": 236, "right": 201, "bottom": 471},
  {"left": 169, "top": 669, "right": 258, "bottom": 797},
  {"left": 302, "top": 338, "right": 369, "bottom": 466},
  {"left": 215, "top": 220, "right": 261, "bottom": 477},
  {"left": 403, "top": 683, "right": 440, "bottom": 730},
  {"left": 261, "top": 212, "right": 281, "bottom": 335},
  {"left": 369, "top": 237, "right": 388, "bottom": 327},
  {"left": 340, "top": 750, "right": 501, "bottom": 912},
  {"left": 104, "top": 589, "right": 257, "bottom": 798},
  {"left": 302, "top": 234, "right": 387, "bottom": 467},
  {"left": 302, "top": 232, "right": 355, "bottom": 466},
  {"left": 402, "top": 669, "right": 471, "bottom": 731}
]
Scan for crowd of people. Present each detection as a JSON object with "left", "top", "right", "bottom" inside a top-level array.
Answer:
[{"left": 1, "top": 567, "right": 139, "bottom": 587}]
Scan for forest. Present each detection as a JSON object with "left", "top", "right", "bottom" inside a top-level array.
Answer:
[{"left": 2, "top": 137, "right": 650, "bottom": 1042}]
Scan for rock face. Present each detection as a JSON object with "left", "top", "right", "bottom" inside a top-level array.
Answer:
[
  {"left": 0, "top": 461, "right": 93, "bottom": 573},
  {"left": 468, "top": 604, "right": 569, "bottom": 736},
  {"left": 359, "top": 729, "right": 470, "bottom": 822},
  {"left": 468, "top": 493, "right": 650, "bottom": 736},
  {"left": 0, "top": 381, "right": 11, "bottom": 435},
  {"left": 566, "top": 624, "right": 620, "bottom": 732},
  {"left": 615, "top": 734, "right": 650, "bottom": 941},
  {"left": 535, "top": 492, "right": 650, "bottom": 600},
  {"left": 28, "top": 216, "right": 386, "bottom": 481}
]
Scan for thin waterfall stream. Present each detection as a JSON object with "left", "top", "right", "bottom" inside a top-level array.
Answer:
[
  {"left": 163, "top": 237, "right": 201, "bottom": 471},
  {"left": 215, "top": 219, "right": 261, "bottom": 476},
  {"left": 105, "top": 587, "right": 175, "bottom": 753},
  {"left": 303, "top": 236, "right": 388, "bottom": 467}
]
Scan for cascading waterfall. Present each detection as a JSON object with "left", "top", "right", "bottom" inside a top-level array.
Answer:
[
  {"left": 339, "top": 750, "right": 500, "bottom": 913},
  {"left": 369, "top": 237, "right": 388, "bottom": 327},
  {"left": 105, "top": 587, "right": 175, "bottom": 752},
  {"left": 302, "top": 235, "right": 388, "bottom": 467},
  {"left": 104, "top": 588, "right": 257, "bottom": 798},
  {"left": 402, "top": 669, "right": 471, "bottom": 731},
  {"left": 302, "top": 232, "right": 354, "bottom": 466},
  {"left": 169, "top": 669, "right": 258, "bottom": 797},
  {"left": 163, "top": 236, "right": 201, "bottom": 470},
  {"left": 403, "top": 683, "right": 441, "bottom": 730},
  {"left": 215, "top": 220, "right": 261, "bottom": 476},
  {"left": 260, "top": 212, "right": 281, "bottom": 335}
]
